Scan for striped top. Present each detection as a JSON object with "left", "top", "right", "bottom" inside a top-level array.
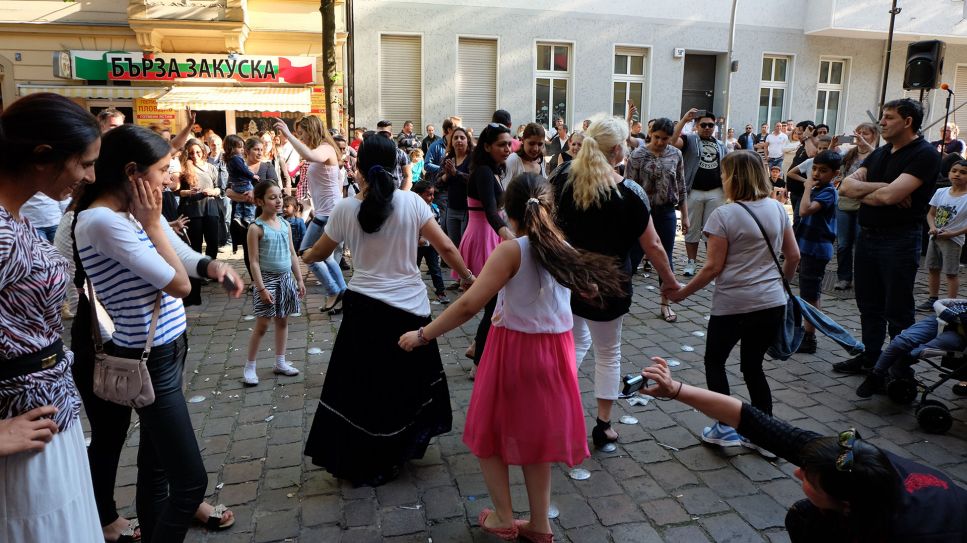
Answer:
[{"left": 75, "top": 207, "right": 187, "bottom": 348}]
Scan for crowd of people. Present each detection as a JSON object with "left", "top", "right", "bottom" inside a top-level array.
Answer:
[{"left": 0, "top": 90, "right": 965, "bottom": 543}]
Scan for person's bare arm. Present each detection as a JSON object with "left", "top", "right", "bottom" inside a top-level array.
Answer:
[
  {"left": 860, "top": 173, "right": 924, "bottom": 207},
  {"left": 667, "top": 234, "right": 727, "bottom": 302},
  {"left": 171, "top": 108, "right": 195, "bottom": 152},
  {"left": 838, "top": 167, "right": 888, "bottom": 199},
  {"left": 401, "top": 163, "right": 413, "bottom": 191},
  {"left": 780, "top": 226, "right": 800, "bottom": 280},
  {"left": 274, "top": 120, "right": 336, "bottom": 164},
  {"left": 672, "top": 108, "right": 697, "bottom": 150}
]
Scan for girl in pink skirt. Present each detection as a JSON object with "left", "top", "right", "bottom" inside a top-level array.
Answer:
[{"left": 400, "top": 173, "right": 626, "bottom": 542}]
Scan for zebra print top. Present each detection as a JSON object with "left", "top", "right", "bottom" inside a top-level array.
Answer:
[{"left": 0, "top": 206, "right": 80, "bottom": 431}]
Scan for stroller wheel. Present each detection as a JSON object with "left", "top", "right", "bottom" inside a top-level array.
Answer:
[
  {"left": 916, "top": 403, "right": 953, "bottom": 434},
  {"left": 887, "top": 379, "right": 918, "bottom": 404}
]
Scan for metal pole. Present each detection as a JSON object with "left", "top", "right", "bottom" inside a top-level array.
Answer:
[
  {"left": 878, "top": 0, "right": 901, "bottom": 117},
  {"left": 345, "top": 0, "right": 355, "bottom": 131},
  {"left": 723, "top": 0, "right": 738, "bottom": 134}
]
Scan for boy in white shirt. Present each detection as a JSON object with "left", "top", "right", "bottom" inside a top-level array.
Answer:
[{"left": 919, "top": 160, "right": 967, "bottom": 309}]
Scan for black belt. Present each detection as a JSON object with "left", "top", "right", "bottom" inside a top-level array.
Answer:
[
  {"left": 312, "top": 216, "right": 328, "bottom": 228},
  {"left": 0, "top": 339, "right": 64, "bottom": 381}
]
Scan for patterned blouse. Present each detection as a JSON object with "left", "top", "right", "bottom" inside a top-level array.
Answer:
[
  {"left": 626, "top": 144, "right": 687, "bottom": 208},
  {"left": 0, "top": 206, "right": 79, "bottom": 431}
]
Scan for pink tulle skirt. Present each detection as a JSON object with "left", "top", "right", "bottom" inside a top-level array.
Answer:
[
  {"left": 457, "top": 198, "right": 500, "bottom": 277},
  {"left": 463, "top": 326, "right": 590, "bottom": 467}
]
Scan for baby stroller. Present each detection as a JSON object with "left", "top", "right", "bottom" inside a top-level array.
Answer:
[{"left": 887, "top": 299, "right": 967, "bottom": 434}]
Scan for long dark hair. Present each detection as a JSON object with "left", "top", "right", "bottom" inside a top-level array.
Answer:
[
  {"left": 799, "top": 436, "right": 899, "bottom": 541},
  {"left": 445, "top": 126, "right": 474, "bottom": 161},
  {"left": 503, "top": 173, "right": 625, "bottom": 305},
  {"left": 74, "top": 124, "right": 171, "bottom": 214},
  {"left": 356, "top": 135, "right": 397, "bottom": 233},
  {"left": 470, "top": 123, "right": 510, "bottom": 176},
  {"left": 516, "top": 122, "right": 546, "bottom": 161},
  {"left": 0, "top": 92, "right": 100, "bottom": 175}
]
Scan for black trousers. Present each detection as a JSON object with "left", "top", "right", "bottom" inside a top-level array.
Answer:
[
  {"left": 472, "top": 295, "right": 498, "bottom": 366},
  {"left": 184, "top": 214, "right": 220, "bottom": 306},
  {"left": 704, "top": 305, "right": 784, "bottom": 417}
]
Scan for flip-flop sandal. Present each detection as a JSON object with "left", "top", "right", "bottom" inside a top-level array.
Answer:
[
  {"left": 201, "top": 504, "right": 235, "bottom": 531},
  {"left": 660, "top": 303, "right": 677, "bottom": 323},
  {"left": 111, "top": 519, "right": 140, "bottom": 543}
]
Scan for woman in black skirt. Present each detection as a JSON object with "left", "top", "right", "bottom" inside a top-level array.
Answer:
[{"left": 302, "top": 134, "right": 475, "bottom": 486}]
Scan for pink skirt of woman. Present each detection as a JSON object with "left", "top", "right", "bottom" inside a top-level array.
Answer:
[
  {"left": 457, "top": 197, "right": 500, "bottom": 278},
  {"left": 463, "top": 326, "right": 589, "bottom": 467}
]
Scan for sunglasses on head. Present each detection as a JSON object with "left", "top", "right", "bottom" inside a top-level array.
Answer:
[
  {"left": 699, "top": 122, "right": 715, "bottom": 128},
  {"left": 835, "top": 427, "right": 860, "bottom": 472}
]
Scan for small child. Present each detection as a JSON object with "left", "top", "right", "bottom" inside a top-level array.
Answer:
[
  {"left": 244, "top": 182, "right": 306, "bottom": 386},
  {"left": 796, "top": 150, "right": 842, "bottom": 354},
  {"left": 409, "top": 148, "right": 425, "bottom": 184},
  {"left": 399, "top": 173, "right": 626, "bottom": 542},
  {"left": 920, "top": 160, "right": 967, "bottom": 310},
  {"left": 282, "top": 195, "right": 307, "bottom": 254},
  {"left": 412, "top": 181, "right": 448, "bottom": 304},
  {"left": 769, "top": 166, "right": 788, "bottom": 203},
  {"left": 226, "top": 135, "right": 259, "bottom": 224}
]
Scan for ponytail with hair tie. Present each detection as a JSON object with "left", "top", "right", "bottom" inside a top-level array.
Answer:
[{"left": 526, "top": 197, "right": 540, "bottom": 206}]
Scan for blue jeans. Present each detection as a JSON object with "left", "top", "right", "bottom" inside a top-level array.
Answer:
[
  {"left": 417, "top": 245, "right": 445, "bottom": 294},
  {"left": 836, "top": 209, "right": 859, "bottom": 282},
  {"left": 301, "top": 216, "right": 347, "bottom": 296},
  {"left": 36, "top": 225, "right": 57, "bottom": 242},
  {"left": 630, "top": 204, "right": 677, "bottom": 273},
  {"left": 854, "top": 226, "right": 921, "bottom": 361},
  {"left": 797, "top": 297, "right": 864, "bottom": 356},
  {"left": 108, "top": 334, "right": 206, "bottom": 543},
  {"left": 871, "top": 315, "right": 966, "bottom": 379}
]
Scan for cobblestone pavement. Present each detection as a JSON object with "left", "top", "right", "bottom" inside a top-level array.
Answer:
[{"left": 76, "top": 243, "right": 967, "bottom": 543}]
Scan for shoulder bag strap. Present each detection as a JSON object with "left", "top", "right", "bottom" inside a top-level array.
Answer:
[
  {"left": 141, "top": 292, "right": 164, "bottom": 360},
  {"left": 735, "top": 201, "right": 794, "bottom": 299},
  {"left": 72, "top": 211, "right": 106, "bottom": 354}
]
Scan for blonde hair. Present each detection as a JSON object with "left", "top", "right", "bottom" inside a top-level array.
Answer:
[
  {"left": 294, "top": 115, "right": 343, "bottom": 162},
  {"left": 722, "top": 150, "right": 773, "bottom": 202},
  {"left": 566, "top": 116, "right": 629, "bottom": 210}
]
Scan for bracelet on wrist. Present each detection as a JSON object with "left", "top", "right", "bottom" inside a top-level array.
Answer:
[{"left": 417, "top": 327, "right": 430, "bottom": 345}]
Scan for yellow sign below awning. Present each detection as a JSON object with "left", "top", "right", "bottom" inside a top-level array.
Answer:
[{"left": 17, "top": 84, "right": 163, "bottom": 99}]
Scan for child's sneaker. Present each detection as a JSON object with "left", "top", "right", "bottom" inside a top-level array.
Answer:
[
  {"left": 701, "top": 422, "right": 743, "bottom": 447},
  {"left": 682, "top": 260, "right": 697, "bottom": 277},
  {"left": 243, "top": 362, "right": 259, "bottom": 386},
  {"left": 436, "top": 293, "right": 450, "bottom": 304},
  {"left": 273, "top": 361, "right": 300, "bottom": 376}
]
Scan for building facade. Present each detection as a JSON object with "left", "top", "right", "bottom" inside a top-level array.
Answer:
[
  {"left": 353, "top": 0, "right": 967, "bottom": 139},
  {"left": 0, "top": 0, "right": 349, "bottom": 134}
]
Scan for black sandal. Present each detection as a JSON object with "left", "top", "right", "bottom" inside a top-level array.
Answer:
[{"left": 591, "top": 418, "right": 618, "bottom": 449}]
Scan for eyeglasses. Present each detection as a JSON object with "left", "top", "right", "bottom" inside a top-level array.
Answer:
[
  {"left": 699, "top": 123, "right": 716, "bottom": 128},
  {"left": 835, "top": 427, "right": 860, "bottom": 472},
  {"left": 487, "top": 122, "right": 504, "bottom": 129}
]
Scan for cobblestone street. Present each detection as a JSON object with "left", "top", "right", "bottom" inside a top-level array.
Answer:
[{"left": 77, "top": 245, "right": 967, "bottom": 543}]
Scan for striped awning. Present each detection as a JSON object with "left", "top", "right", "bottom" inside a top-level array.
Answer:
[
  {"left": 154, "top": 86, "right": 311, "bottom": 112},
  {"left": 17, "top": 84, "right": 163, "bottom": 99}
]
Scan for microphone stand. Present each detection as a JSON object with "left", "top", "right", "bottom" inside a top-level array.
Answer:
[{"left": 941, "top": 88, "right": 953, "bottom": 153}]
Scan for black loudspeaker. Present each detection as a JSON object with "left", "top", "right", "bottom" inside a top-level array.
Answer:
[{"left": 903, "top": 40, "right": 945, "bottom": 90}]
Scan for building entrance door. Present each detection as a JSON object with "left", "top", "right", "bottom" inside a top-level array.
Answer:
[{"left": 681, "top": 54, "right": 717, "bottom": 117}]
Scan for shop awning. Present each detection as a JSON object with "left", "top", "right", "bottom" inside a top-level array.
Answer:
[
  {"left": 153, "top": 86, "right": 311, "bottom": 112},
  {"left": 17, "top": 84, "right": 164, "bottom": 99}
]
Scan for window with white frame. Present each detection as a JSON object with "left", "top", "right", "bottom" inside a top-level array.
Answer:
[
  {"left": 612, "top": 47, "right": 647, "bottom": 121},
  {"left": 816, "top": 59, "right": 847, "bottom": 132},
  {"left": 535, "top": 43, "right": 570, "bottom": 130},
  {"left": 758, "top": 55, "right": 789, "bottom": 128}
]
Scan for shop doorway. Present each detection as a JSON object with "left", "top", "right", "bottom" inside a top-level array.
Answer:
[
  {"left": 681, "top": 54, "right": 717, "bottom": 117},
  {"left": 195, "top": 110, "right": 226, "bottom": 138}
]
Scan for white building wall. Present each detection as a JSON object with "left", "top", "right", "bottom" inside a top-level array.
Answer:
[{"left": 354, "top": 0, "right": 967, "bottom": 137}]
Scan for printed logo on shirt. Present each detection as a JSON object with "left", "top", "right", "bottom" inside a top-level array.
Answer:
[
  {"left": 699, "top": 139, "right": 720, "bottom": 170},
  {"left": 936, "top": 205, "right": 957, "bottom": 229},
  {"left": 904, "top": 473, "right": 949, "bottom": 494}
]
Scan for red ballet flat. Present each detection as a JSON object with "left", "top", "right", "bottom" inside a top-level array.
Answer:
[
  {"left": 514, "top": 519, "right": 555, "bottom": 543},
  {"left": 477, "top": 508, "right": 518, "bottom": 541}
]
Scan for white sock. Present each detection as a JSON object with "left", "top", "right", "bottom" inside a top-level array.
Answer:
[
  {"left": 275, "top": 355, "right": 286, "bottom": 366},
  {"left": 244, "top": 360, "right": 257, "bottom": 376}
]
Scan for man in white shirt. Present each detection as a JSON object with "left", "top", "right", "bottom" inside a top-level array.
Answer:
[
  {"left": 765, "top": 122, "right": 789, "bottom": 170},
  {"left": 21, "top": 192, "right": 68, "bottom": 242}
]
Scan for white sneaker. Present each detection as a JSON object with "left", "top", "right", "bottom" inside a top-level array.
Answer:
[
  {"left": 682, "top": 260, "right": 696, "bottom": 277},
  {"left": 273, "top": 361, "right": 300, "bottom": 376},
  {"left": 242, "top": 364, "right": 259, "bottom": 386}
]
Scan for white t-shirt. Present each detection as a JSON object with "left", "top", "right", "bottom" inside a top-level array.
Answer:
[
  {"left": 765, "top": 133, "right": 789, "bottom": 158},
  {"left": 325, "top": 190, "right": 434, "bottom": 315},
  {"left": 929, "top": 187, "right": 967, "bottom": 246},
  {"left": 501, "top": 152, "right": 547, "bottom": 189},
  {"left": 703, "top": 198, "right": 789, "bottom": 316},
  {"left": 796, "top": 158, "right": 815, "bottom": 182},
  {"left": 20, "top": 193, "right": 68, "bottom": 229}
]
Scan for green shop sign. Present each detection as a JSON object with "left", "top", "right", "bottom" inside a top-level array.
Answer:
[{"left": 69, "top": 51, "right": 316, "bottom": 84}]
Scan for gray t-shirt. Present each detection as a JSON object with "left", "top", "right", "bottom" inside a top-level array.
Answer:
[{"left": 703, "top": 198, "right": 789, "bottom": 316}]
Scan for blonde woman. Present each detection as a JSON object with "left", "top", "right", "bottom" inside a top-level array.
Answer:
[
  {"left": 668, "top": 150, "right": 799, "bottom": 450},
  {"left": 554, "top": 116, "right": 680, "bottom": 449},
  {"left": 273, "top": 116, "right": 347, "bottom": 314}
]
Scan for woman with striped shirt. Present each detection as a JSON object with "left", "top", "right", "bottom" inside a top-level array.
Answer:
[{"left": 74, "top": 124, "right": 243, "bottom": 543}]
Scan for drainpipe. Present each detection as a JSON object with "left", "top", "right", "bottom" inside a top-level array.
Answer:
[
  {"left": 345, "top": 0, "right": 355, "bottom": 131},
  {"left": 723, "top": 0, "right": 738, "bottom": 133}
]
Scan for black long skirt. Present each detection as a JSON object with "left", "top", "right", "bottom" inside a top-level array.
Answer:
[{"left": 304, "top": 290, "right": 452, "bottom": 486}]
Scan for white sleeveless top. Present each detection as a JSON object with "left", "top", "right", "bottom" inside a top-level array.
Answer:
[{"left": 492, "top": 236, "right": 572, "bottom": 334}]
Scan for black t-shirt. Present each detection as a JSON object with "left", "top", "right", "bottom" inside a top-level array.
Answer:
[
  {"left": 556, "top": 180, "right": 650, "bottom": 321},
  {"left": 443, "top": 156, "right": 471, "bottom": 211},
  {"left": 858, "top": 136, "right": 941, "bottom": 229},
  {"left": 683, "top": 136, "right": 723, "bottom": 191},
  {"left": 930, "top": 139, "right": 966, "bottom": 156},
  {"left": 785, "top": 144, "right": 810, "bottom": 196}
]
